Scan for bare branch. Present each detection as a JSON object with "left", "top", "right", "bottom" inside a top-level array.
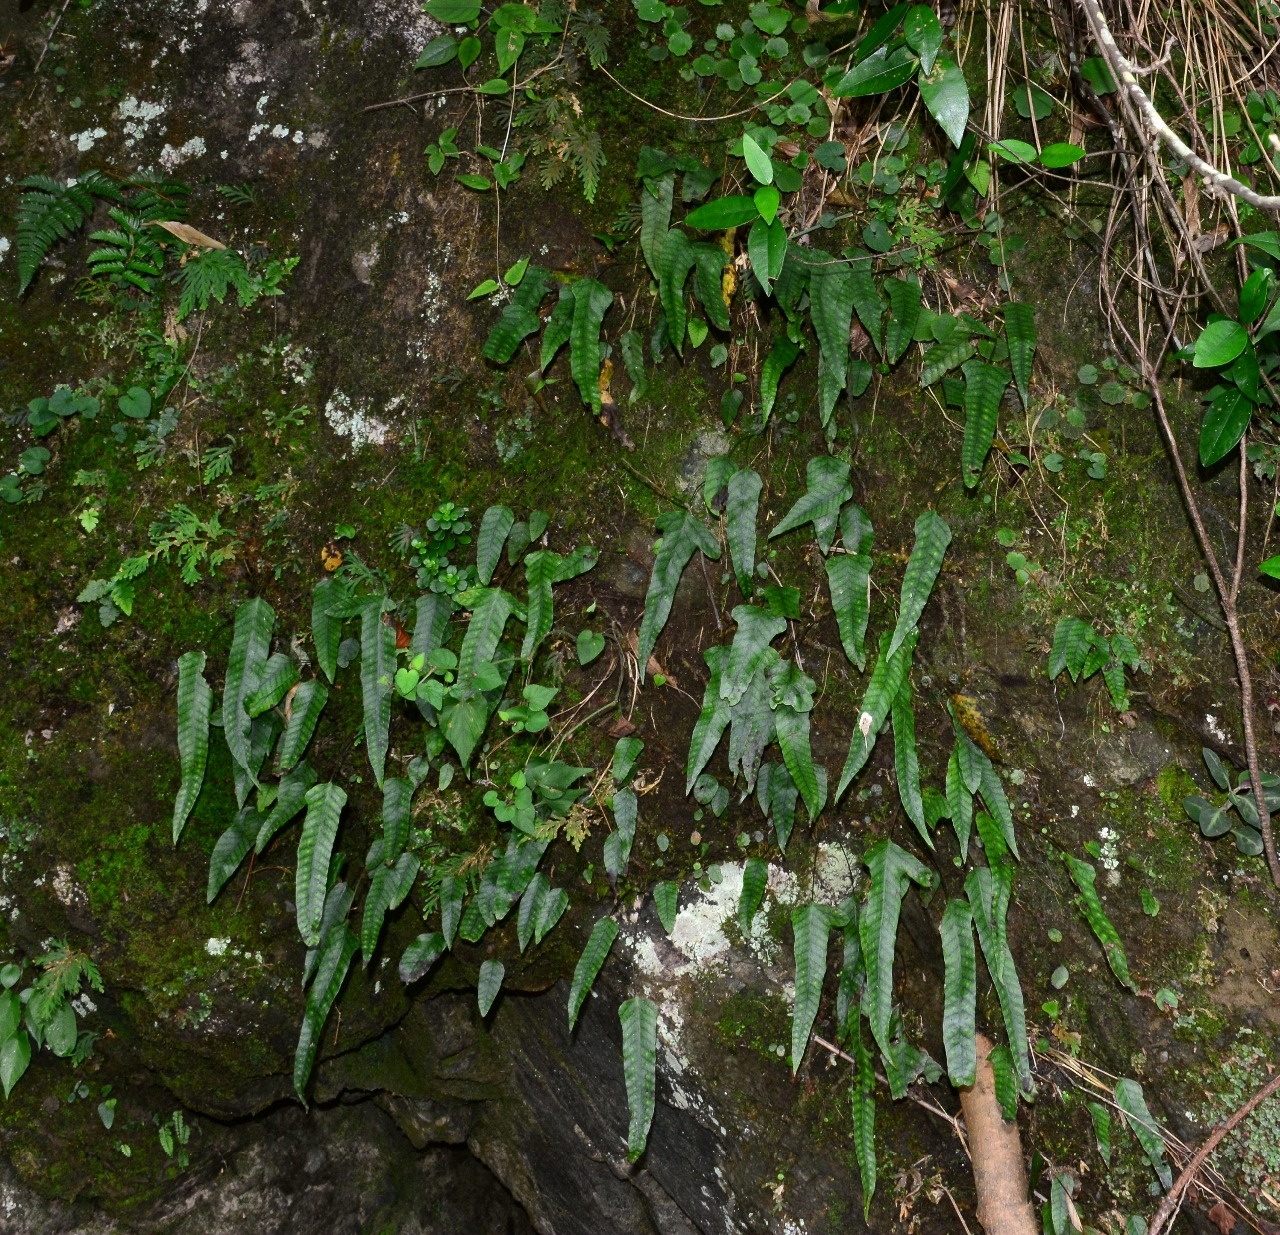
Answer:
[{"left": 1075, "top": 0, "right": 1280, "bottom": 212}]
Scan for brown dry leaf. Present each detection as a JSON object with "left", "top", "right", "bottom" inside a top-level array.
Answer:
[
  {"left": 282, "top": 683, "right": 300, "bottom": 722},
  {"left": 152, "top": 220, "right": 227, "bottom": 250},
  {"left": 1207, "top": 1202, "right": 1235, "bottom": 1235},
  {"left": 607, "top": 714, "right": 638, "bottom": 738}
]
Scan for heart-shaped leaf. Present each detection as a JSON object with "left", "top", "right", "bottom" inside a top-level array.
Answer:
[{"left": 577, "top": 629, "right": 605, "bottom": 665}]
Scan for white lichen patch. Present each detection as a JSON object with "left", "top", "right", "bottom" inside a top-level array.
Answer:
[
  {"left": 117, "top": 95, "right": 166, "bottom": 148},
  {"left": 69, "top": 127, "right": 107, "bottom": 153},
  {"left": 1098, "top": 826, "right": 1121, "bottom": 885},
  {"left": 0, "top": 237, "right": 9, "bottom": 266},
  {"left": 205, "top": 937, "right": 230, "bottom": 957},
  {"left": 159, "top": 136, "right": 206, "bottom": 171},
  {"left": 324, "top": 390, "right": 390, "bottom": 452}
]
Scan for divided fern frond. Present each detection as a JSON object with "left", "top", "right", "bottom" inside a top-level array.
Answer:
[
  {"left": 16, "top": 172, "right": 121, "bottom": 294},
  {"left": 177, "top": 248, "right": 258, "bottom": 320}
]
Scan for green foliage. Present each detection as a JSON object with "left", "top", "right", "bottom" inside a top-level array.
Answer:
[
  {"left": 887, "top": 510, "right": 951, "bottom": 659},
  {"left": 653, "top": 881, "right": 678, "bottom": 934},
  {"left": 939, "top": 899, "right": 977, "bottom": 1086},
  {"left": 16, "top": 170, "right": 122, "bottom": 293},
  {"left": 770, "top": 456, "right": 852, "bottom": 554},
  {"left": 568, "top": 918, "right": 618, "bottom": 1030},
  {"left": 1063, "top": 853, "right": 1138, "bottom": 991},
  {"left": 619, "top": 996, "right": 658, "bottom": 1162},
  {"left": 477, "top": 959, "right": 505, "bottom": 1017},
  {"left": 637, "top": 510, "right": 721, "bottom": 679},
  {"left": 1114, "top": 1078, "right": 1172, "bottom": 1191},
  {"left": 1183, "top": 746, "right": 1277, "bottom": 857},
  {"left": 172, "top": 652, "right": 211, "bottom": 844},
  {"left": 294, "top": 923, "right": 358, "bottom": 1102},
  {"left": 790, "top": 903, "right": 830, "bottom": 1073},
  {"left": 1048, "top": 616, "right": 1140, "bottom": 710}
]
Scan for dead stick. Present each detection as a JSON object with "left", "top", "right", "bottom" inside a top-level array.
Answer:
[{"left": 1148, "top": 1069, "right": 1280, "bottom": 1235}]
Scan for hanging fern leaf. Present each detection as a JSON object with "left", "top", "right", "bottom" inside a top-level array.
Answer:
[
  {"left": 658, "top": 227, "right": 697, "bottom": 356},
  {"left": 1048, "top": 616, "right": 1094, "bottom": 682},
  {"left": 1003, "top": 301, "right": 1037, "bottom": 409},
  {"left": 359, "top": 596, "right": 396, "bottom": 788},
  {"left": 207, "top": 807, "right": 262, "bottom": 903},
  {"left": 887, "top": 510, "right": 951, "bottom": 659},
  {"left": 619, "top": 996, "right": 659, "bottom": 1162},
  {"left": 837, "top": 631, "right": 916, "bottom": 799},
  {"left": 759, "top": 761, "right": 800, "bottom": 851},
  {"left": 725, "top": 467, "right": 763, "bottom": 593},
  {"left": 475, "top": 505, "right": 515, "bottom": 586},
  {"left": 1114, "top": 1078, "right": 1173, "bottom": 1190},
  {"left": 939, "top": 899, "right": 978, "bottom": 1086},
  {"left": 891, "top": 680, "right": 931, "bottom": 849},
  {"left": 172, "top": 651, "right": 211, "bottom": 844},
  {"left": 1063, "top": 854, "right": 1138, "bottom": 992},
  {"left": 978, "top": 762, "right": 1019, "bottom": 859},
  {"left": 639, "top": 172, "right": 674, "bottom": 281},
  {"left": 687, "top": 647, "right": 732, "bottom": 791},
  {"left": 535, "top": 885, "right": 569, "bottom": 945},
  {"left": 637, "top": 510, "right": 721, "bottom": 680},
  {"left": 517, "top": 873, "right": 548, "bottom": 952},
  {"left": 775, "top": 701, "right": 825, "bottom": 822},
  {"left": 540, "top": 286, "right": 574, "bottom": 372},
  {"left": 361, "top": 851, "right": 421, "bottom": 964},
  {"left": 726, "top": 663, "right": 775, "bottom": 792},
  {"left": 739, "top": 856, "right": 768, "bottom": 936},
  {"left": 294, "top": 923, "right": 357, "bottom": 1101},
  {"left": 960, "top": 359, "right": 1011, "bottom": 489},
  {"left": 254, "top": 762, "right": 317, "bottom": 853},
  {"left": 399, "top": 931, "right": 446, "bottom": 984},
  {"left": 859, "top": 840, "right": 936, "bottom": 1057},
  {"left": 653, "top": 880, "right": 678, "bottom": 934},
  {"left": 721, "top": 606, "right": 787, "bottom": 706},
  {"left": 223, "top": 598, "right": 275, "bottom": 801},
  {"left": 848, "top": 264, "right": 885, "bottom": 352},
  {"left": 440, "top": 875, "right": 464, "bottom": 948},
  {"left": 477, "top": 958, "right": 505, "bottom": 1017},
  {"left": 457, "top": 587, "right": 517, "bottom": 680},
  {"left": 276, "top": 680, "right": 329, "bottom": 773},
  {"left": 946, "top": 748, "right": 974, "bottom": 861},
  {"left": 245, "top": 651, "right": 299, "bottom": 717},
  {"left": 791, "top": 903, "right": 831, "bottom": 1073},
  {"left": 568, "top": 917, "right": 618, "bottom": 1030},
  {"left": 692, "top": 242, "right": 730, "bottom": 331},
  {"left": 770, "top": 455, "right": 852, "bottom": 554},
  {"left": 296, "top": 782, "right": 348, "bottom": 947},
  {"left": 965, "top": 864, "right": 1034, "bottom": 1098},
  {"left": 482, "top": 266, "right": 552, "bottom": 363},
  {"left": 570, "top": 277, "right": 614, "bottom": 414},
  {"left": 16, "top": 172, "right": 122, "bottom": 294},
  {"left": 808, "top": 253, "right": 855, "bottom": 425},
  {"left": 851, "top": 1021, "right": 877, "bottom": 1221},
  {"left": 311, "top": 578, "right": 341, "bottom": 684},
  {"left": 919, "top": 335, "right": 974, "bottom": 386},
  {"left": 760, "top": 334, "right": 801, "bottom": 424},
  {"left": 883, "top": 277, "right": 923, "bottom": 365}
]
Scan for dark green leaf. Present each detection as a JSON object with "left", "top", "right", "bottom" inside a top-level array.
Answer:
[
  {"left": 939, "top": 899, "right": 977, "bottom": 1086},
  {"left": 568, "top": 917, "right": 618, "bottom": 1029},
  {"left": 173, "top": 651, "right": 211, "bottom": 844},
  {"left": 887, "top": 509, "right": 950, "bottom": 659},
  {"left": 791, "top": 903, "right": 831, "bottom": 1073},
  {"left": 296, "top": 783, "right": 347, "bottom": 947},
  {"left": 294, "top": 924, "right": 357, "bottom": 1100},
  {"left": 960, "top": 359, "right": 1011, "bottom": 489},
  {"left": 917, "top": 55, "right": 968, "bottom": 145},
  {"left": 620, "top": 996, "right": 658, "bottom": 1161}
]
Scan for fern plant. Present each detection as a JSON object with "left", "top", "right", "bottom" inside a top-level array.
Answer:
[{"left": 16, "top": 171, "right": 122, "bottom": 293}]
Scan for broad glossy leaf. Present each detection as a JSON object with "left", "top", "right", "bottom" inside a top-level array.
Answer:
[
  {"left": 1199, "top": 387, "right": 1253, "bottom": 466},
  {"left": 0, "top": 1030, "right": 31, "bottom": 1098},
  {"left": 296, "top": 782, "right": 347, "bottom": 947},
  {"left": 477, "top": 958, "right": 504, "bottom": 1016},
  {"left": 173, "top": 651, "right": 211, "bottom": 844},
  {"left": 741, "top": 132, "right": 773, "bottom": 185},
  {"left": 903, "top": 3, "right": 942, "bottom": 72},
  {"left": 1064, "top": 854, "right": 1136, "bottom": 991},
  {"left": 770, "top": 455, "right": 852, "bottom": 553},
  {"left": 1115, "top": 1078, "right": 1172, "bottom": 1190},
  {"left": 859, "top": 840, "right": 935, "bottom": 1056},
  {"left": 791, "top": 903, "right": 831, "bottom": 1073},
  {"left": 939, "top": 899, "right": 977, "bottom": 1086},
  {"left": 747, "top": 216, "right": 786, "bottom": 296},
  {"left": 960, "top": 359, "right": 1010, "bottom": 489},
  {"left": 1193, "top": 318, "right": 1248, "bottom": 369},
  {"left": 276, "top": 680, "right": 328, "bottom": 773},
  {"left": 294, "top": 923, "right": 357, "bottom": 1100},
  {"left": 638, "top": 510, "right": 721, "bottom": 681},
  {"left": 887, "top": 509, "right": 950, "bottom": 659},
  {"left": 1003, "top": 302, "right": 1036, "bottom": 409},
  {"left": 224, "top": 598, "right": 275, "bottom": 798},
  {"left": 620, "top": 996, "right": 659, "bottom": 1161},
  {"left": 568, "top": 917, "right": 618, "bottom": 1029},
  {"left": 832, "top": 44, "right": 918, "bottom": 98},
  {"left": 683, "top": 194, "right": 760, "bottom": 230},
  {"left": 1039, "top": 141, "right": 1086, "bottom": 167},
  {"left": 918, "top": 55, "right": 968, "bottom": 146},
  {"left": 476, "top": 505, "right": 515, "bottom": 585}
]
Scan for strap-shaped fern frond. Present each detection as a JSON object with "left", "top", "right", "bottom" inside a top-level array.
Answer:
[{"left": 16, "top": 171, "right": 122, "bottom": 294}]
